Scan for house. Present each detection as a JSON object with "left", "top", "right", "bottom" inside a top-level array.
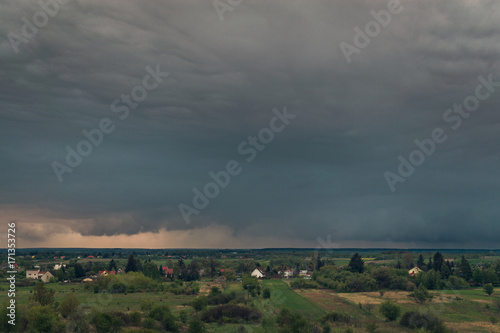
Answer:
[
  {"left": 220, "top": 269, "right": 236, "bottom": 274},
  {"left": 26, "top": 269, "right": 40, "bottom": 280},
  {"left": 54, "top": 263, "right": 66, "bottom": 270},
  {"left": 251, "top": 267, "right": 266, "bottom": 279},
  {"left": 159, "top": 266, "right": 174, "bottom": 275},
  {"left": 299, "top": 270, "right": 308, "bottom": 277},
  {"left": 408, "top": 266, "right": 423, "bottom": 276},
  {"left": 98, "top": 270, "right": 116, "bottom": 276},
  {"left": 87, "top": 255, "right": 95, "bottom": 259},
  {"left": 82, "top": 278, "right": 93, "bottom": 283},
  {"left": 282, "top": 269, "right": 294, "bottom": 279},
  {"left": 198, "top": 269, "right": 205, "bottom": 277},
  {"left": 40, "top": 271, "right": 55, "bottom": 283}
]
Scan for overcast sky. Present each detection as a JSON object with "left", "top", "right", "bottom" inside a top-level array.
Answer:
[{"left": 1, "top": 0, "right": 500, "bottom": 249}]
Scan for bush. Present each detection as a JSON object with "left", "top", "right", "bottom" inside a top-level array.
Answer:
[
  {"left": 179, "top": 310, "right": 188, "bottom": 323},
  {"left": 91, "top": 310, "right": 123, "bottom": 333},
  {"left": 290, "top": 279, "right": 319, "bottom": 289},
  {"left": 321, "top": 312, "right": 352, "bottom": 324},
  {"left": 400, "top": 310, "right": 447, "bottom": 332},
  {"left": 148, "top": 304, "right": 178, "bottom": 332},
  {"left": 445, "top": 276, "right": 468, "bottom": 290},
  {"left": 192, "top": 296, "right": 208, "bottom": 312},
  {"left": 26, "top": 305, "right": 64, "bottom": 333},
  {"left": 130, "top": 311, "right": 142, "bottom": 326},
  {"left": 263, "top": 288, "right": 271, "bottom": 299},
  {"left": 188, "top": 317, "right": 207, "bottom": 333},
  {"left": 484, "top": 283, "right": 494, "bottom": 296},
  {"left": 366, "top": 321, "right": 378, "bottom": 333},
  {"left": 201, "top": 305, "right": 261, "bottom": 323},
  {"left": 379, "top": 300, "right": 401, "bottom": 321},
  {"left": 276, "top": 308, "right": 311, "bottom": 333},
  {"left": 412, "top": 284, "right": 432, "bottom": 303},
  {"left": 142, "top": 317, "right": 159, "bottom": 330},
  {"left": 31, "top": 282, "right": 55, "bottom": 306},
  {"left": 59, "top": 294, "right": 80, "bottom": 318}
]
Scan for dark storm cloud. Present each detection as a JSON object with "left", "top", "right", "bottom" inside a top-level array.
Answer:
[{"left": 1, "top": 0, "right": 500, "bottom": 247}]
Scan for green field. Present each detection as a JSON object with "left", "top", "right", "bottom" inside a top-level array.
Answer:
[
  {"left": 262, "top": 279, "right": 326, "bottom": 319},
  {"left": 0, "top": 282, "right": 196, "bottom": 313}
]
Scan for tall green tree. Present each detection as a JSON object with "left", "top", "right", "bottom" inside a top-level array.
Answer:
[
  {"left": 473, "top": 268, "right": 483, "bottom": 285},
  {"left": 348, "top": 253, "right": 364, "bottom": 273},
  {"left": 107, "top": 259, "right": 117, "bottom": 271},
  {"left": 125, "top": 254, "right": 138, "bottom": 272},
  {"left": 426, "top": 257, "right": 433, "bottom": 271},
  {"left": 433, "top": 252, "right": 444, "bottom": 272},
  {"left": 143, "top": 260, "right": 161, "bottom": 280},
  {"left": 440, "top": 261, "right": 452, "bottom": 279},
  {"left": 315, "top": 253, "right": 324, "bottom": 271},
  {"left": 458, "top": 255, "right": 472, "bottom": 281},
  {"left": 30, "top": 282, "right": 55, "bottom": 306},
  {"left": 59, "top": 294, "right": 80, "bottom": 319},
  {"left": 416, "top": 254, "right": 425, "bottom": 269}
]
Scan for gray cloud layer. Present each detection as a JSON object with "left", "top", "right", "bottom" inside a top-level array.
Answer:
[{"left": 1, "top": 0, "right": 500, "bottom": 247}]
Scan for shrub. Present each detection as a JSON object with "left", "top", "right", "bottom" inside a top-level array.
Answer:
[
  {"left": 321, "top": 312, "right": 352, "bottom": 324},
  {"left": 192, "top": 296, "right": 208, "bottom": 312},
  {"left": 366, "top": 321, "right": 378, "bottom": 333},
  {"left": 142, "top": 317, "right": 159, "bottom": 330},
  {"left": 290, "top": 279, "right": 319, "bottom": 289},
  {"left": 412, "top": 284, "right": 432, "bottom": 303},
  {"left": 59, "top": 294, "right": 80, "bottom": 318},
  {"left": 379, "top": 300, "right": 401, "bottom": 321},
  {"left": 140, "top": 298, "right": 154, "bottom": 312},
  {"left": 201, "top": 305, "right": 261, "bottom": 323},
  {"left": 490, "top": 316, "right": 498, "bottom": 324},
  {"left": 26, "top": 305, "right": 64, "bottom": 333},
  {"left": 130, "top": 311, "right": 142, "bottom": 326},
  {"left": 446, "top": 276, "right": 468, "bottom": 290},
  {"left": 276, "top": 308, "right": 311, "bottom": 333},
  {"left": 400, "top": 310, "right": 447, "bottom": 332},
  {"left": 484, "top": 283, "right": 494, "bottom": 296},
  {"left": 30, "top": 282, "right": 55, "bottom": 306},
  {"left": 364, "top": 303, "right": 374, "bottom": 313},
  {"left": 263, "top": 288, "right": 271, "bottom": 299},
  {"left": 179, "top": 310, "right": 188, "bottom": 323},
  {"left": 91, "top": 310, "right": 123, "bottom": 333},
  {"left": 188, "top": 317, "right": 207, "bottom": 333},
  {"left": 148, "top": 304, "right": 178, "bottom": 332}
]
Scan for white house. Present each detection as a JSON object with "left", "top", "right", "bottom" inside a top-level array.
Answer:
[
  {"left": 40, "top": 271, "right": 55, "bottom": 283},
  {"left": 26, "top": 269, "right": 40, "bottom": 280},
  {"left": 408, "top": 266, "right": 423, "bottom": 276},
  {"left": 283, "top": 269, "right": 294, "bottom": 278},
  {"left": 54, "top": 263, "right": 66, "bottom": 270},
  {"left": 251, "top": 267, "right": 266, "bottom": 279}
]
